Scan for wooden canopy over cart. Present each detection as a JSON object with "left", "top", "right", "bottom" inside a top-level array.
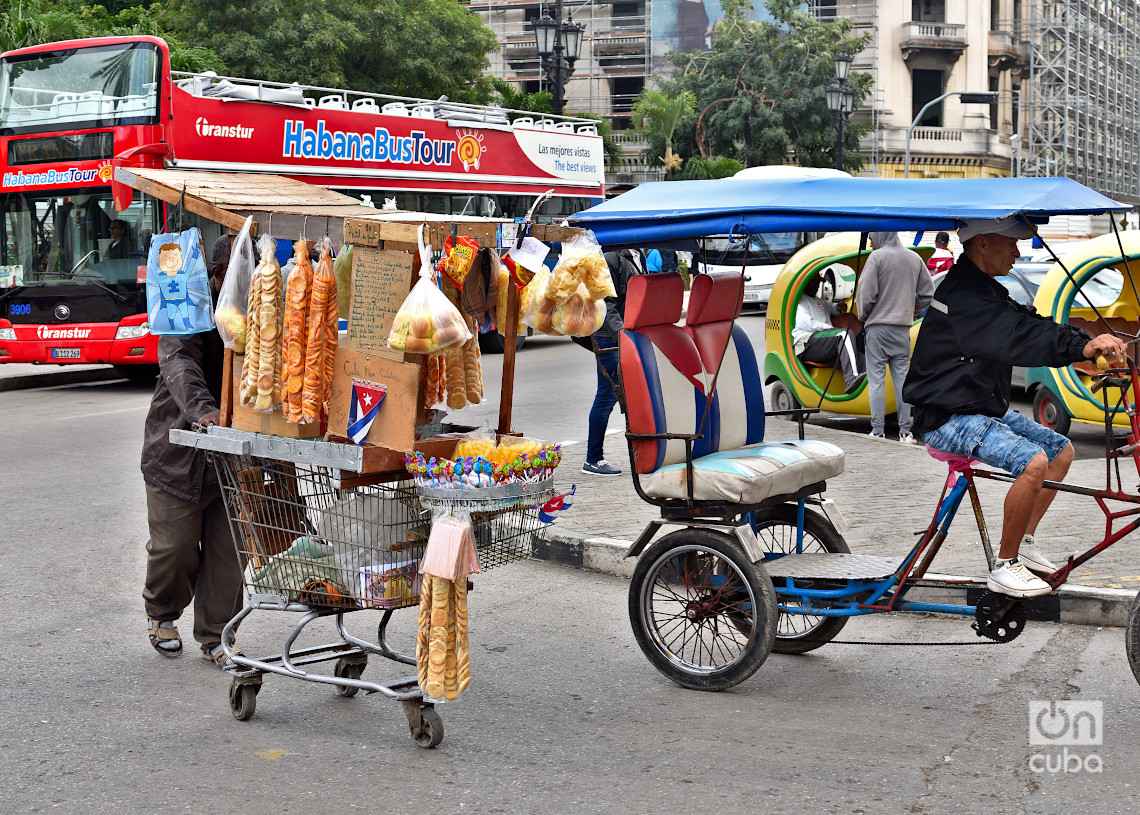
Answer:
[{"left": 114, "top": 166, "right": 584, "bottom": 451}]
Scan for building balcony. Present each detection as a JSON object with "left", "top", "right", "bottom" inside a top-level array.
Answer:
[
  {"left": 899, "top": 21, "right": 966, "bottom": 65},
  {"left": 872, "top": 125, "right": 1015, "bottom": 173},
  {"left": 593, "top": 33, "right": 648, "bottom": 58},
  {"left": 988, "top": 29, "right": 1028, "bottom": 71}
]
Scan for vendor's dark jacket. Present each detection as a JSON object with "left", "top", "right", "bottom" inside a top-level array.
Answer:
[
  {"left": 903, "top": 254, "right": 1091, "bottom": 436},
  {"left": 140, "top": 328, "right": 224, "bottom": 502}
]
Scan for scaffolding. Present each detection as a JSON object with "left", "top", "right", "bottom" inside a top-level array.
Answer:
[
  {"left": 1020, "top": 0, "right": 1140, "bottom": 204},
  {"left": 810, "top": 0, "right": 881, "bottom": 175}
]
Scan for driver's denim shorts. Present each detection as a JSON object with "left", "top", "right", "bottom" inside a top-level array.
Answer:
[{"left": 921, "top": 409, "right": 1070, "bottom": 477}]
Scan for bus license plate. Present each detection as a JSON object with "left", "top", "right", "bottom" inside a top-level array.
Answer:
[
  {"left": 742, "top": 291, "right": 761, "bottom": 302},
  {"left": 51, "top": 348, "right": 81, "bottom": 359}
]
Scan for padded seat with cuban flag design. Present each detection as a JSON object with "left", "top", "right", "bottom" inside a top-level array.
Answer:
[{"left": 618, "top": 271, "right": 844, "bottom": 505}]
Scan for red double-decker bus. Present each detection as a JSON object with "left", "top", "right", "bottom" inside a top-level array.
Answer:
[{"left": 0, "top": 36, "right": 605, "bottom": 374}]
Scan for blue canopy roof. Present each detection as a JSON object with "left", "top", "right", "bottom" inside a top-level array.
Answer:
[{"left": 569, "top": 176, "right": 1127, "bottom": 248}]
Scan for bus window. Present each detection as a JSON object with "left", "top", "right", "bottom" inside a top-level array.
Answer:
[
  {"left": 1, "top": 189, "right": 159, "bottom": 283},
  {"left": 1, "top": 42, "right": 161, "bottom": 133}
]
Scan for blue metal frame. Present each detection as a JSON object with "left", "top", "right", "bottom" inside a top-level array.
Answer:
[{"left": 768, "top": 475, "right": 977, "bottom": 619}]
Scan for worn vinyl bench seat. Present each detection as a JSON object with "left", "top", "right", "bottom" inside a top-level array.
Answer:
[{"left": 620, "top": 271, "right": 844, "bottom": 505}]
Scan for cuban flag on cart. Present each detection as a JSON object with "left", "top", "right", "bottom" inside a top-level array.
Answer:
[{"left": 347, "top": 379, "right": 387, "bottom": 444}]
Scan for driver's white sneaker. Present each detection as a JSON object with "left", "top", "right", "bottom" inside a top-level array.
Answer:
[
  {"left": 987, "top": 557, "right": 1052, "bottom": 598},
  {"left": 1018, "top": 535, "right": 1058, "bottom": 576}
]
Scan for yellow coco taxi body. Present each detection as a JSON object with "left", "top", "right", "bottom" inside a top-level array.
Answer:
[
  {"left": 763, "top": 233, "right": 932, "bottom": 416},
  {"left": 1025, "top": 231, "right": 1140, "bottom": 435}
]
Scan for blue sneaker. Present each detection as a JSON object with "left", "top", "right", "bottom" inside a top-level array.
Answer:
[{"left": 582, "top": 459, "right": 621, "bottom": 476}]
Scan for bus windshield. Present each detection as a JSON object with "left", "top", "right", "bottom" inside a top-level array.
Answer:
[
  {"left": 0, "top": 42, "right": 161, "bottom": 133},
  {"left": 2, "top": 189, "right": 159, "bottom": 284},
  {"left": 699, "top": 232, "right": 822, "bottom": 267}
]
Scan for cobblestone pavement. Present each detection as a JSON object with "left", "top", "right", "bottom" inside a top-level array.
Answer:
[{"left": 555, "top": 417, "right": 1140, "bottom": 591}]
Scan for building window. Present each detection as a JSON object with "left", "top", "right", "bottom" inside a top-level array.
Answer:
[
  {"left": 911, "top": 0, "right": 946, "bottom": 22},
  {"left": 988, "top": 76, "right": 999, "bottom": 129},
  {"left": 611, "top": 76, "right": 645, "bottom": 130},
  {"left": 612, "top": 1, "right": 644, "bottom": 28},
  {"left": 912, "top": 69, "right": 945, "bottom": 126},
  {"left": 813, "top": 0, "right": 837, "bottom": 21}
]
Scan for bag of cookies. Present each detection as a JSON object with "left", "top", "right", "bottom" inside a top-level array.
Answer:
[{"left": 389, "top": 225, "right": 472, "bottom": 355}]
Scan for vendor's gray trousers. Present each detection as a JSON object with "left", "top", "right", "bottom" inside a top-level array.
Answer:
[
  {"left": 865, "top": 323, "right": 913, "bottom": 437},
  {"left": 142, "top": 481, "right": 244, "bottom": 648}
]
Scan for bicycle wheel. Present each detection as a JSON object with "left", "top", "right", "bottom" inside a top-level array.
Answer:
[
  {"left": 628, "top": 528, "right": 777, "bottom": 691},
  {"left": 1126, "top": 590, "right": 1140, "bottom": 688},
  {"left": 753, "top": 503, "right": 850, "bottom": 655}
]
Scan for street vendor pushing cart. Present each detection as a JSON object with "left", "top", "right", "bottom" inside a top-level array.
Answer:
[{"left": 903, "top": 219, "right": 1126, "bottom": 599}]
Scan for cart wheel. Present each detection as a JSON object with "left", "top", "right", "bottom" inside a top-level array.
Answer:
[
  {"left": 1125, "top": 590, "right": 1140, "bottom": 688},
  {"left": 629, "top": 528, "right": 777, "bottom": 691},
  {"left": 334, "top": 658, "right": 366, "bottom": 697},
  {"left": 769, "top": 380, "right": 800, "bottom": 417},
  {"left": 403, "top": 701, "right": 445, "bottom": 748},
  {"left": 229, "top": 679, "right": 260, "bottom": 721},
  {"left": 752, "top": 504, "right": 851, "bottom": 654},
  {"left": 1032, "top": 387, "right": 1071, "bottom": 436}
]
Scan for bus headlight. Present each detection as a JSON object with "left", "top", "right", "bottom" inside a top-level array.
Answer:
[
  {"left": 0, "top": 327, "right": 16, "bottom": 341},
  {"left": 115, "top": 323, "right": 149, "bottom": 340}
]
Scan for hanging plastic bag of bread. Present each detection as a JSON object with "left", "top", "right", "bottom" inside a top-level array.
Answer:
[
  {"left": 333, "top": 243, "right": 353, "bottom": 321},
  {"left": 435, "top": 233, "right": 480, "bottom": 289},
  {"left": 240, "top": 233, "right": 284, "bottom": 413},
  {"left": 214, "top": 216, "right": 256, "bottom": 352},
  {"left": 519, "top": 268, "right": 563, "bottom": 336},
  {"left": 548, "top": 230, "right": 615, "bottom": 301},
  {"left": 552, "top": 282, "right": 605, "bottom": 337},
  {"left": 388, "top": 224, "right": 472, "bottom": 355}
]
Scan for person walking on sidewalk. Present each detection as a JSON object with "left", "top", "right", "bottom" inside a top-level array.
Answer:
[
  {"left": 903, "top": 219, "right": 1125, "bottom": 598},
  {"left": 579, "top": 248, "right": 642, "bottom": 476},
  {"left": 855, "top": 231, "right": 933, "bottom": 443},
  {"left": 141, "top": 236, "right": 244, "bottom": 667}
]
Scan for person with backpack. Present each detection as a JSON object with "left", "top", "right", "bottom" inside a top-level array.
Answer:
[{"left": 577, "top": 248, "right": 642, "bottom": 475}]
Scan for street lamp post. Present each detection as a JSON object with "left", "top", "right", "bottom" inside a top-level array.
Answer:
[
  {"left": 825, "top": 51, "right": 855, "bottom": 171},
  {"left": 904, "top": 91, "right": 1000, "bottom": 178},
  {"left": 529, "top": 0, "right": 585, "bottom": 116}
]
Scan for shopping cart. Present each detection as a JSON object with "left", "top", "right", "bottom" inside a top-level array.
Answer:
[{"left": 171, "top": 426, "right": 551, "bottom": 748}]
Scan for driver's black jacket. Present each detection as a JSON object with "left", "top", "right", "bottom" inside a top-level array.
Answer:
[{"left": 903, "top": 254, "right": 1091, "bottom": 437}]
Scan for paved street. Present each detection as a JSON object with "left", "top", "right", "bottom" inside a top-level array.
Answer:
[{"left": 1, "top": 322, "right": 1139, "bottom": 813}]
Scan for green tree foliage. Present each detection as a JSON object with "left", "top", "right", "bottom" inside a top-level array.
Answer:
[
  {"left": 490, "top": 76, "right": 552, "bottom": 118},
  {"left": 161, "top": 0, "right": 497, "bottom": 101},
  {"left": 0, "top": 0, "right": 222, "bottom": 74},
  {"left": 340, "top": 0, "right": 498, "bottom": 103},
  {"left": 652, "top": 0, "right": 872, "bottom": 172},
  {"left": 632, "top": 88, "right": 696, "bottom": 179},
  {"left": 680, "top": 155, "right": 743, "bottom": 180}
]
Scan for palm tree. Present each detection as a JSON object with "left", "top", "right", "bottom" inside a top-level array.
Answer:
[
  {"left": 633, "top": 89, "right": 696, "bottom": 180},
  {"left": 681, "top": 155, "right": 744, "bottom": 180}
]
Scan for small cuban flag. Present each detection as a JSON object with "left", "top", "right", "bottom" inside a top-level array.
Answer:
[
  {"left": 347, "top": 378, "right": 387, "bottom": 444},
  {"left": 538, "top": 485, "right": 575, "bottom": 524}
]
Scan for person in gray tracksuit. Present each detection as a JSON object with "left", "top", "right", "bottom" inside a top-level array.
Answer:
[{"left": 855, "top": 231, "right": 934, "bottom": 442}]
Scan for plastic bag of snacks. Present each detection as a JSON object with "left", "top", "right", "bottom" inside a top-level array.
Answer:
[
  {"left": 389, "top": 225, "right": 472, "bottom": 354},
  {"left": 239, "top": 234, "right": 285, "bottom": 412},
  {"left": 548, "top": 230, "right": 616, "bottom": 301},
  {"left": 496, "top": 263, "right": 544, "bottom": 337},
  {"left": 214, "top": 216, "right": 255, "bottom": 351},
  {"left": 552, "top": 282, "right": 606, "bottom": 337},
  {"left": 334, "top": 243, "right": 353, "bottom": 321},
  {"left": 519, "top": 269, "right": 563, "bottom": 336},
  {"left": 435, "top": 234, "right": 480, "bottom": 288}
]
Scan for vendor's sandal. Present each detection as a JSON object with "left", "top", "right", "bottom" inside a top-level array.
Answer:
[{"left": 148, "top": 619, "right": 182, "bottom": 658}]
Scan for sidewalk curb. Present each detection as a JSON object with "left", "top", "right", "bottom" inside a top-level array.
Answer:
[
  {"left": 0, "top": 367, "right": 121, "bottom": 392},
  {"left": 532, "top": 525, "right": 1137, "bottom": 628}
]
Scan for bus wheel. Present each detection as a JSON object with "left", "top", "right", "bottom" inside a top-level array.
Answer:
[
  {"left": 1032, "top": 387, "right": 1071, "bottom": 436},
  {"left": 769, "top": 380, "right": 800, "bottom": 418},
  {"left": 478, "top": 332, "right": 525, "bottom": 354},
  {"left": 114, "top": 364, "right": 159, "bottom": 382}
]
